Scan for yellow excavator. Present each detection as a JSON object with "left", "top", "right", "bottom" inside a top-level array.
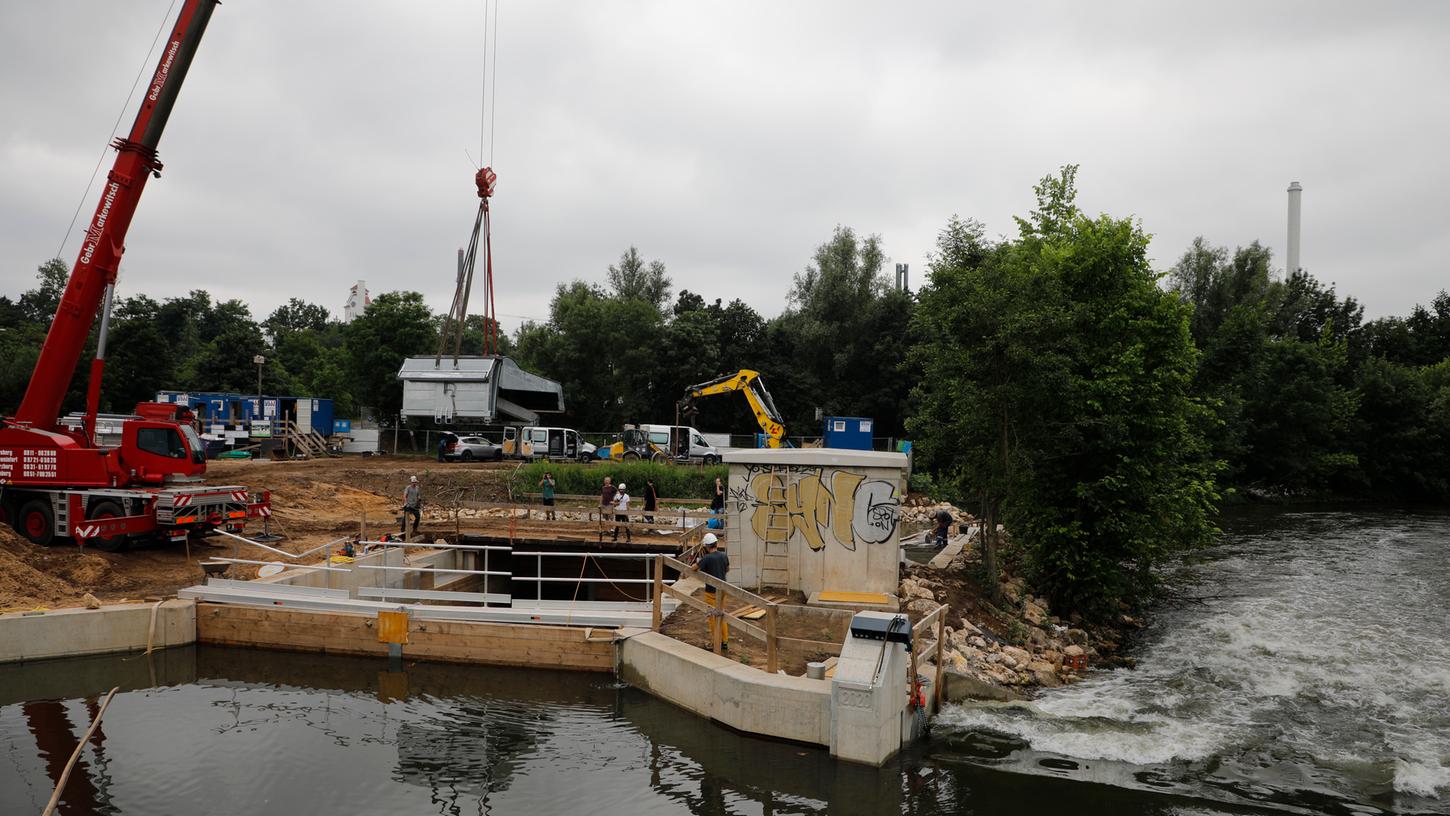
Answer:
[{"left": 678, "top": 369, "right": 789, "bottom": 448}]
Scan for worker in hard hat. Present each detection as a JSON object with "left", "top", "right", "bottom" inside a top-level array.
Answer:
[
  {"left": 694, "top": 533, "right": 729, "bottom": 649},
  {"left": 401, "top": 475, "right": 422, "bottom": 538}
]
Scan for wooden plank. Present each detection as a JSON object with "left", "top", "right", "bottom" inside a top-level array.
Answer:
[{"left": 775, "top": 636, "right": 844, "bottom": 653}]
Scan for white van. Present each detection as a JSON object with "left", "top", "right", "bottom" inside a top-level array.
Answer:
[
  {"left": 502, "top": 426, "right": 591, "bottom": 461},
  {"left": 640, "top": 424, "right": 721, "bottom": 465}
]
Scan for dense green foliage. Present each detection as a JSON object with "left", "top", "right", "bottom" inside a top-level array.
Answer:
[
  {"left": 511, "top": 231, "right": 912, "bottom": 438},
  {"left": 911, "top": 168, "right": 1219, "bottom": 613},
  {"left": 510, "top": 461, "right": 725, "bottom": 502},
  {"left": 1169, "top": 239, "right": 1450, "bottom": 500}
]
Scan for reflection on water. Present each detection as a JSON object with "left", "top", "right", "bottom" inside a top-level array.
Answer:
[{"left": 0, "top": 644, "right": 1268, "bottom": 816}]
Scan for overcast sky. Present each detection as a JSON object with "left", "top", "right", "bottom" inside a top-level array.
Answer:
[{"left": 2, "top": 1, "right": 1447, "bottom": 333}]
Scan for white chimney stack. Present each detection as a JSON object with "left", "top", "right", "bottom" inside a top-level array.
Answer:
[{"left": 1287, "top": 181, "right": 1303, "bottom": 274}]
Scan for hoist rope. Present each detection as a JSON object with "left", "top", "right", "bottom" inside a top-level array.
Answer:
[
  {"left": 56, "top": 0, "right": 181, "bottom": 261},
  {"left": 488, "top": 1, "right": 500, "bottom": 166}
]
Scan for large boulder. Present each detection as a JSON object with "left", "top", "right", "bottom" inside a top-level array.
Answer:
[
  {"left": 907, "top": 598, "right": 941, "bottom": 615},
  {"left": 941, "top": 668, "right": 1024, "bottom": 702}
]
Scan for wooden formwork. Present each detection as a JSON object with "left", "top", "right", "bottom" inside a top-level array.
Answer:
[{"left": 196, "top": 603, "right": 616, "bottom": 672}]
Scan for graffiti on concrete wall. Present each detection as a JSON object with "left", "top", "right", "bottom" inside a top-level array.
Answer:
[{"left": 730, "top": 465, "right": 900, "bottom": 552}]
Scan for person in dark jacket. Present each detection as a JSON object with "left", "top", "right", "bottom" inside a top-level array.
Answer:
[
  {"left": 931, "top": 508, "right": 953, "bottom": 547},
  {"left": 694, "top": 533, "right": 729, "bottom": 649},
  {"left": 710, "top": 477, "right": 725, "bottom": 513},
  {"left": 643, "top": 479, "right": 659, "bottom": 524}
]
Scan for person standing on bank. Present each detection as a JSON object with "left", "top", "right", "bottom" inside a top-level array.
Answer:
[
  {"left": 600, "top": 476, "right": 615, "bottom": 510},
  {"left": 710, "top": 476, "right": 725, "bottom": 513},
  {"left": 612, "top": 483, "right": 632, "bottom": 542},
  {"left": 643, "top": 478, "right": 659, "bottom": 524},
  {"left": 401, "top": 475, "right": 422, "bottom": 537},
  {"left": 540, "top": 472, "right": 557, "bottom": 521},
  {"left": 694, "top": 533, "right": 729, "bottom": 649}
]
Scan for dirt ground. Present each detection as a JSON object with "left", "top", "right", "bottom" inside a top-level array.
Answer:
[
  {"left": 0, "top": 456, "right": 545, "bottom": 612},
  {"left": 660, "top": 587, "right": 847, "bottom": 675}
]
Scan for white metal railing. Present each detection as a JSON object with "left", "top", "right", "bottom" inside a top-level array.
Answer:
[{"left": 206, "top": 557, "right": 353, "bottom": 573}]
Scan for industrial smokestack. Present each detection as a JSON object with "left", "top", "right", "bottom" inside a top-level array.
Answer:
[{"left": 1287, "top": 181, "right": 1303, "bottom": 275}]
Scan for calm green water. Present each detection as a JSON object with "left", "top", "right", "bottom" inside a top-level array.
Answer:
[{"left": 3, "top": 508, "right": 1444, "bottom": 815}]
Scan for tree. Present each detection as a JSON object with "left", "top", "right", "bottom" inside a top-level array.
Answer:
[
  {"left": 263, "top": 298, "right": 331, "bottom": 340},
  {"left": 102, "top": 295, "right": 175, "bottom": 411},
  {"left": 607, "top": 246, "right": 672, "bottom": 309},
  {"left": 344, "top": 291, "right": 436, "bottom": 420},
  {"left": 911, "top": 168, "right": 1219, "bottom": 615},
  {"left": 514, "top": 281, "right": 664, "bottom": 430},
  {"left": 774, "top": 225, "right": 913, "bottom": 436},
  {"left": 186, "top": 300, "right": 268, "bottom": 393},
  {"left": 19, "top": 258, "right": 70, "bottom": 323}
]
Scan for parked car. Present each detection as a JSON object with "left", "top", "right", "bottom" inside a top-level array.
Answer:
[{"left": 443, "top": 435, "right": 502, "bottom": 462}]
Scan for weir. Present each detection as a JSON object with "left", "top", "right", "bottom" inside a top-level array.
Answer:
[{"left": 1, "top": 447, "right": 927, "bottom": 765}]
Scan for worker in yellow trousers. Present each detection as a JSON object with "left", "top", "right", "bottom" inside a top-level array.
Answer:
[{"left": 695, "top": 533, "right": 730, "bottom": 649}]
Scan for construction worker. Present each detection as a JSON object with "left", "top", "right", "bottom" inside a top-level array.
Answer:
[
  {"left": 401, "top": 475, "right": 422, "bottom": 537},
  {"left": 611, "top": 483, "right": 632, "bottom": 543},
  {"left": 931, "top": 507, "right": 953, "bottom": 547},
  {"left": 694, "top": 533, "right": 729, "bottom": 650}
]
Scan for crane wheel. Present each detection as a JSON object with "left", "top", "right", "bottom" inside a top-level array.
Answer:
[
  {"left": 622, "top": 451, "right": 640, "bottom": 461},
  {"left": 86, "top": 500, "right": 130, "bottom": 553},
  {"left": 17, "top": 499, "right": 55, "bottom": 547},
  {"left": 650, "top": 452, "right": 666, "bottom": 463}
]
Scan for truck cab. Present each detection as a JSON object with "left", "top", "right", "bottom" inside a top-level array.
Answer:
[
  {"left": 118, "top": 419, "right": 207, "bottom": 484},
  {"left": 641, "top": 424, "right": 721, "bottom": 465}
]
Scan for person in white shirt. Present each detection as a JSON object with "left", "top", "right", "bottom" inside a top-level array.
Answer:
[{"left": 611, "top": 483, "right": 632, "bottom": 542}]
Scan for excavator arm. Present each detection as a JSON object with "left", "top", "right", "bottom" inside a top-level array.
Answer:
[{"left": 678, "top": 369, "right": 788, "bottom": 448}]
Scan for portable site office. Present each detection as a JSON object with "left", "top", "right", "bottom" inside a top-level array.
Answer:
[{"left": 397, "top": 356, "right": 565, "bottom": 424}]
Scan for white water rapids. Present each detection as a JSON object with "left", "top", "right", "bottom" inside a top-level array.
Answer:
[{"left": 935, "top": 509, "right": 1450, "bottom": 815}]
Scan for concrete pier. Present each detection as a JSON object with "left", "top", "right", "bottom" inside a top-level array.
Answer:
[{"left": 0, "top": 600, "right": 195, "bottom": 663}]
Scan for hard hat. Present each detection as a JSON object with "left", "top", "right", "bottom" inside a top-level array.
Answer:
[
  {"left": 618, "top": 483, "right": 626, "bottom": 491},
  {"left": 702, "top": 533, "right": 718, "bottom": 547},
  {"left": 410, "top": 476, "right": 418, "bottom": 483}
]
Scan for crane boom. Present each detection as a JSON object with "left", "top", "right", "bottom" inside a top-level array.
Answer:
[
  {"left": 13, "top": 0, "right": 218, "bottom": 431},
  {"left": 678, "top": 369, "right": 788, "bottom": 448}
]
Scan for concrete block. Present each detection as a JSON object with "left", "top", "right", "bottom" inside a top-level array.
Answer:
[
  {"left": 0, "top": 600, "right": 196, "bottom": 664},
  {"left": 618, "top": 631, "right": 832, "bottom": 746}
]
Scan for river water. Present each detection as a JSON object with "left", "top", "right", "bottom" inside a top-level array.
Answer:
[
  {"left": 1, "top": 509, "right": 1445, "bottom": 815},
  {"left": 937, "top": 507, "right": 1450, "bottom": 815}
]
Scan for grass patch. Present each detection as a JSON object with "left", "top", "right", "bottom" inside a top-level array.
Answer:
[{"left": 512, "top": 461, "right": 726, "bottom": 501}]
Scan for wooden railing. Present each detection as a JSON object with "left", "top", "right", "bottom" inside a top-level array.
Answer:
[
  {"left": 651, "top": 554, "right": 781, "bottom": 673},
  {"left": 911, "top": 603, "right": 948, "bottom": 709}
]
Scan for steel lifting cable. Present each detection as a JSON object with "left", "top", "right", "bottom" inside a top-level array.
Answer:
[{"left": 56, "top": 0, "right": 181, "bottom": 260}]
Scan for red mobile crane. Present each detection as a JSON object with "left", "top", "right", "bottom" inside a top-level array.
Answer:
[{"left": 0, "top": 0, "right": 270, "bottom": 551}]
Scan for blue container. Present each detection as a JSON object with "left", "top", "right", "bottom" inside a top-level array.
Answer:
[
  {"left": 824, "top": 416, "right": 874, "bottom": 450},
  {"left": 333, "top": 419, "right": 353, "bottom": 434}
]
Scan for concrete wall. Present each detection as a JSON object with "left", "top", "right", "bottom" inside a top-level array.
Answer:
[
  {"left": 724, "top": 449, "right": 907, "bottom": 596},
  {"left": 0, "top": 600, "right": 195, "bottom": 664},
  {"left": 618, "top": 631, "right": 832, "bottom": 746}
]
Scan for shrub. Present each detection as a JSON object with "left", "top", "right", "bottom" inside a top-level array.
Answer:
[{"left": 511, "top": 461, "right": 726, "bottom": 501}]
